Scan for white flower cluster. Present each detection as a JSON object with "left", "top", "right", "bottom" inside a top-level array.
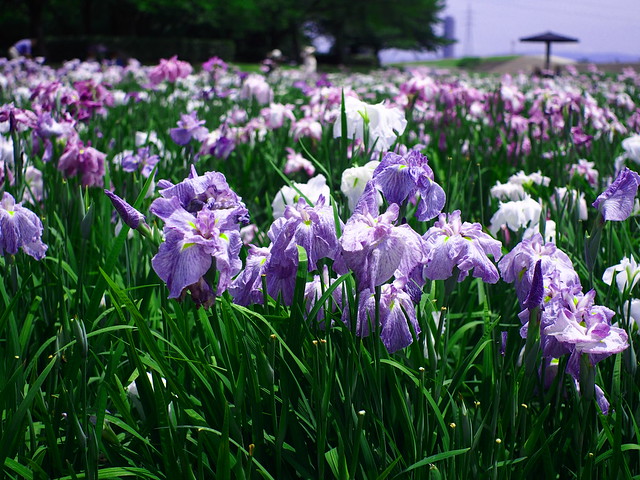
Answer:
[
  {"left": 603, "top": 255, "right": 640, "bottom": 330},
  {"left": 333, "top": 96, "right": 407, "bottom": 153}
]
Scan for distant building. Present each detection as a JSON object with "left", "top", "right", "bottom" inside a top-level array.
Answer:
[{"left": 443, "top": 16, "right": 455, "bottom": 58}]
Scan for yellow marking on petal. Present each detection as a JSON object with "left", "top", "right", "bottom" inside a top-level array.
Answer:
[
  {"left": 219, "top": 232, "right": 228, "bottom": 241},
  {"left": 182, "top": 242, "right": 195, "bottom": 250}
]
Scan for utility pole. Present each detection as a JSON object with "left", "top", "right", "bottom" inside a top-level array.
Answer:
[{"left": 464, "top": 4, "right": 473, "bottom": 57}]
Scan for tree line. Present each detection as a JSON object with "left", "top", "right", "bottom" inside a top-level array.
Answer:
[{"left": 1, "top": 0, "right": 448, "bottom": 64}]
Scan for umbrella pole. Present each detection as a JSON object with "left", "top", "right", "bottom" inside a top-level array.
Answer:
[{"left": 545, "top": 41, "right": 551, "bottom": 71}]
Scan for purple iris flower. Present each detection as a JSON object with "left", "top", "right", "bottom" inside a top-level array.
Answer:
[
  {"left": 340, "top": 192, "right": 424, "bottom": 292},
  {"left": 148, "top": 56, "right": 193, "bottom": 85},
  {"left": 202, "top": 56, "right": 228, "bottom": 73},
  {"left": 0, "top": 192, "right": 47, "bottom": 259},
  {"left": 58, "top": 139, "right": 106, "bottom": 188},
  {"left": 169, "top": 112, "right": 209, "bottom": 146},
  {"left": 150, "top": 199, "right": 242, "bottom": 299},
  {"left": 595, "top": 384, "right": 610, "bottom": 415},
  {"left": 499, "top": 233, "right": 581, "bottom": 306},
  {"left": 543, "top": 289, "right": 628, "bottom": 378},
  {"left": 256, "top": 197, "right": 343, "bottom": 306},
  {"left": 592, "top": 167, "right": 640, "bottom": 221},
  {"left": 104, "top": 190, "right": 146, "bottom": 230},
  {"left": 269, "top": 196, "right": 342, "bottom": 271},
  {"left": 420, "top": 210, "right": 502, "bottom": 283},
  {"left": 372, "top": 149, "right": 446, "bottom": 221},
  {"left": 353, "top": 275, "right": 420, "bottom": 353},
  {"left": 156, "top": 165, "right": 249, "bottom": 224},
  {"left": 119, "top": 147, "right": 160, "bottom": 178},
  {"left": 32, "top": 112, "right": 75, "bottom": 163},
  {"left": 261, "top": 218, "right": 298, "bottom": 304},
  {"left": 150, "top": 167, "right": 247, "bottom": 304},
  {"left": 199, "top": 131, "right": 235, "bottom": 160},
  {"left": 34, "top": 112, "right": 73, "bottom": 138},
  {"left": 229, "top": 244, "right": 271, "bottom": 306}
]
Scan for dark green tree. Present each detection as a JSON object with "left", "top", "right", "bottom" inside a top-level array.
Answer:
[
  {"left": 1, "top": 0, "right": 447, "bottom": 64},
  {"left": 308, "top": 0, "right": 447, "bottom": 64}
]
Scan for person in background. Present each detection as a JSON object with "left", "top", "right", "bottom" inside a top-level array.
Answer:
[
  {"left": 262, "top": 49, "right": 283, "bottom": 76},
  {"left": 8, "top": 38, "right": 36, "bottom": 59},
  {"left": 301, "top": 46, "right": 317, "bottom": 75}
]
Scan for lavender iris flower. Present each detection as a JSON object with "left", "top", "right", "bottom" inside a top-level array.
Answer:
[
  {"left": 258, "top": 196, "right": 343, "bottom": 305},
  {"left": 0, "top": 192, "right": 47, "bottom": 259},
  {"left": 264, "top": 253, "right": 299, "bottom": 305},
  {"left": 372, "top": 150, "right": 446, "bottom": 221},
  {"left": 199, "top": 130, "right": 235, "bottom": 160},
  {"left": 340, "top": 191, "right": 424, "bottom": 292},
  {"left": 229, "top": 244, "right": 271, "bottom": 306},
  {"left": 170, "top": 112, "right": 209, "bottom": 146},
  {"left": 119, "top": 147, "right": 160, "bottom": 178},
  {"left": 35, "top": 112, "right": 73, "bottom": 138},
  {"left": 421, "top": 210, "right": 502, "bottom": 283},
  {"left": 354, "top": 275, "right": 420, "bottom": 353},
  {"left": 150, "top": 199, "right": 242, "bottom": 298},
  {"left": 157, "top": 165, "right": 249, "bottom": 224},
  {"left": 499, "top": 233, "right": 580, "bottom": 306},
  {"left": 150, "top": 167, "right": 247, "bottom": 304},
  {"left": 269, "top": 196, "right": 341, "bottom": 271},
  {"left": 592, "top": 167, "right": 640, "bottom": 221},
  {"left": 543, "top": 289, "right": 628, "bottom": 378},
  {"left": 58, "top": 140, "right": 106, "bottom": 188}
]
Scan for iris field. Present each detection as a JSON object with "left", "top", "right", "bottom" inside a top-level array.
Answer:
[{"left": 1, "top": 55, "right": 640, "bottom": 479}]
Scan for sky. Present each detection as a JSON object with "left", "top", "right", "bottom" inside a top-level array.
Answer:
[
  {"left": 440, "top": 0, "right": 640, "bottom": 61},
  {"left": 379, "top": 0, "right": 640, "bottom": 63}
]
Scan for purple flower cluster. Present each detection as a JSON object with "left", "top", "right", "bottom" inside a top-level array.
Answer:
[
  {"left": 231, "top": 195, "right": 342, "bottom": 306},
  {"left": 340, "top": 186, "right": 423, "bottom": 292},
  {"left": 499, "top": 233, "right": 628, "bottom": 411},
  {"left": 335, "top": 175, "right": 502, "bottom": 352},
  {"left": 148, "top": 56, "right": 192, "bottom": 86}
]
